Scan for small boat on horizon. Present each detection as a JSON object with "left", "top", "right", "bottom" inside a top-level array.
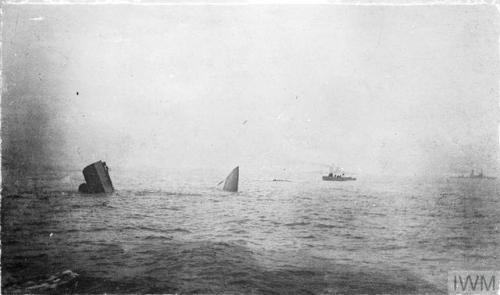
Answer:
[{"left": 272, "top": 179, "right": 291, "bottom": 182}]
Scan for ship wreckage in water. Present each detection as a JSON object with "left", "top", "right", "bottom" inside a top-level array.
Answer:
[
  {"left": 223, "top": 166, "right": 239, "bottom": 192},
  {"left": 78, "top": 161, "right": 114, "bottom": 194},
  {"left": 77, "top": 162, "right": 240, "bottom": 194}
]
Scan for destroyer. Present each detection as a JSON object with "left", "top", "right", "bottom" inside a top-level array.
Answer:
[
  {"left": 322, "top": 173, "right": 356, "bottom": 181},
  {"left": 322, "top": 165, "right": 356, "bottom": 181}
]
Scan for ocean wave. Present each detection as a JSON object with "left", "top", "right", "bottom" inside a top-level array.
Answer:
[
  {"left": 284, "top": 222, "right": 311, "bottom": 227},
  {"left": 3, "top": 270, "right": 79, "bottom": 293},
  {"left": 129, "top": 190, "right": 202, "bottom": 197}
]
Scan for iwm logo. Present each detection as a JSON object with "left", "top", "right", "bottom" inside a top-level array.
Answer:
[{"left": 448, "top": 271, "right": 499, "bottom": 295}]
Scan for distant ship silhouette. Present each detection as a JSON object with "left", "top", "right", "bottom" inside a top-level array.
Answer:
[
  {"left": 453, "top": 169, "right": 497, "bottom": 180},
  {"left": 322, "top": 165, "right": 356, "bottom": 181}
]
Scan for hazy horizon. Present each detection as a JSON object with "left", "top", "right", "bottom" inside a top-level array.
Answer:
[{"left": 3, "top": 4, "right": 500, "bottom": 186}]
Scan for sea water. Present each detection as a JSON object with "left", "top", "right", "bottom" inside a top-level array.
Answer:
[{"left": 2, "top": 169, "right": 499, "bottom": 294}]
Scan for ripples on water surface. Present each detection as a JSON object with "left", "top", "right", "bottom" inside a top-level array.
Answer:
[{"left": 2, "top": 170, "right": 499, "bottom": 294}]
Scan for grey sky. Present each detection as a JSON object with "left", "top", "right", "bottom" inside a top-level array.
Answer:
[{"left": 2, "top": 4, "right": 499, "bottom": 177}]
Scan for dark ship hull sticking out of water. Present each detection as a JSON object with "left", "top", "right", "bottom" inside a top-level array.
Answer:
[
  {"left": 223, "top": 166, "right": 239, "bottom": 192},
  {"left": 78, "top": 161, "right": 114, "bottom": 193}
]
